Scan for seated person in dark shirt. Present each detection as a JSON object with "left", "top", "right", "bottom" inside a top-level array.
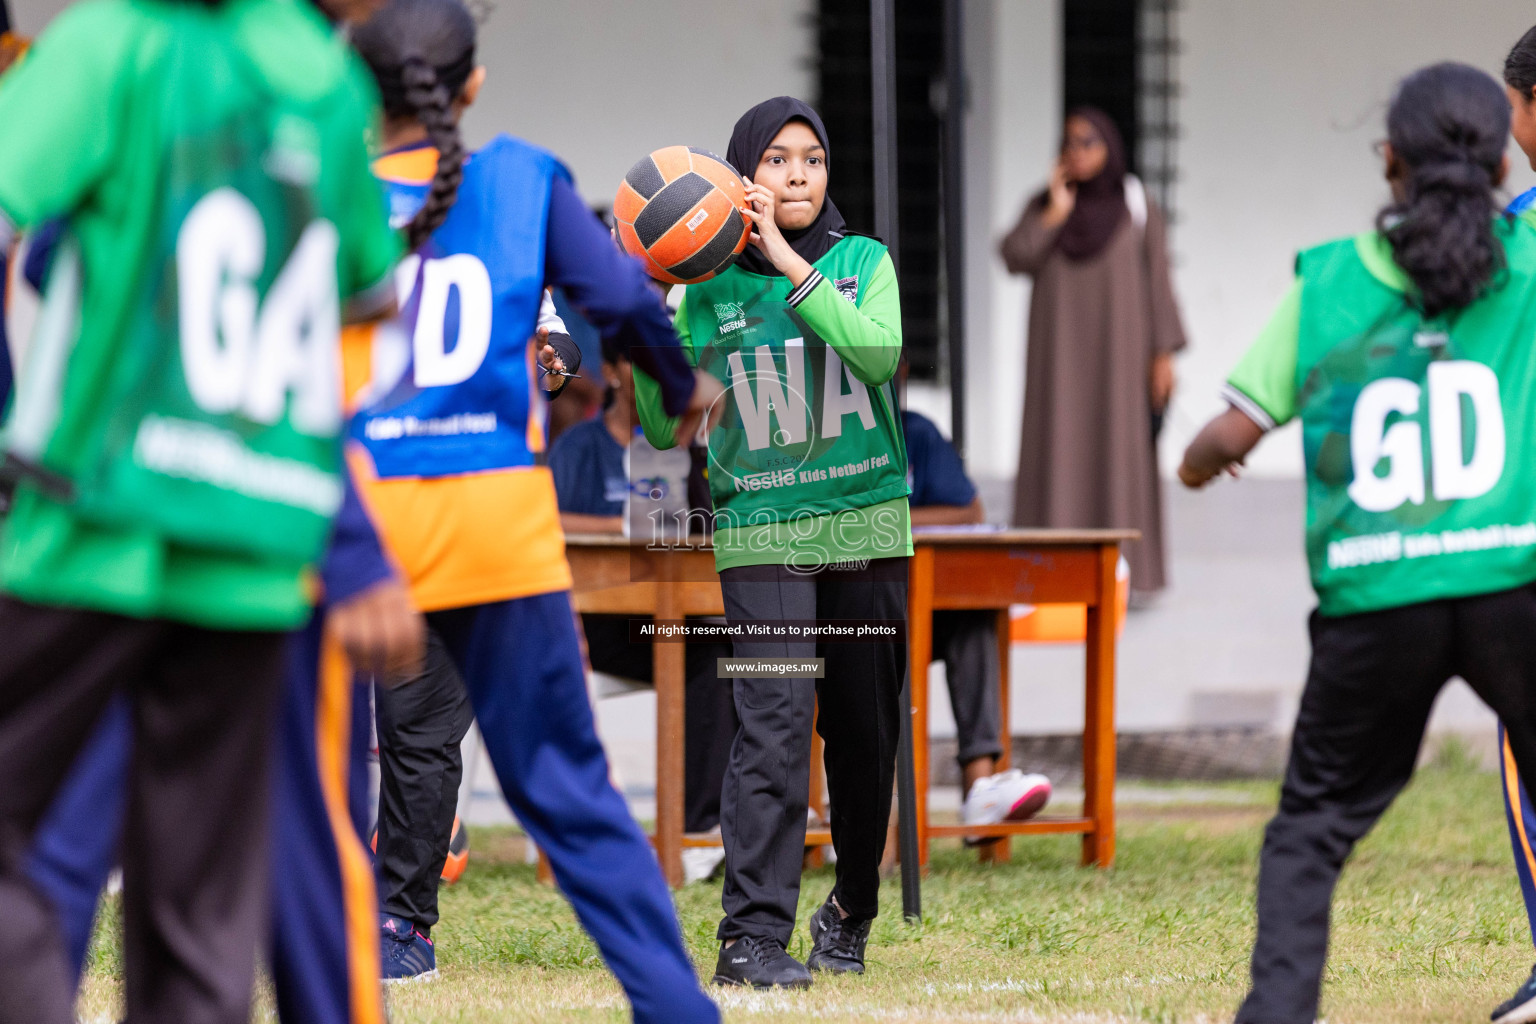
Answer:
[
  {"left": 549, "top": 343, "right": 737, "bottom": 882},
  {"left": 903, "top": 370, "right": 1051, "bottom": 828}
]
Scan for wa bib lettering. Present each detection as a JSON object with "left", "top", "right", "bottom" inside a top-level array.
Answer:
[{"left": 683, "top": 236, "right": 908, "bottom": 527}]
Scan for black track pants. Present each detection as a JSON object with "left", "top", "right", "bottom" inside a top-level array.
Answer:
[
  {"left": 1238, "top": 584, "right": 1536, "bottom": 1024},
  {"left": 0, "top": 597, "right": 284, "bottom": 1024},
  {"left": 715, "top": 557, "right": 908, "bottom": 945}
]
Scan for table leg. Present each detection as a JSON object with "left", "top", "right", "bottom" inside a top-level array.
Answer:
[
  {"left": 979, "top": 607, "right": 1013, "bottom": 865},
  {"left": 908, "top": 547, "right": 935, "bottom": 869},
  {"left": 1081, "top": 544, "right": 1118, "bottom": 868},
  {"left": 654, "top": 580, "right": 686, "bottom": 887}
]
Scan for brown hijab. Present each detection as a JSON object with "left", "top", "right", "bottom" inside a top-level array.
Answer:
[{"left": 1053, "top": 107, "right": 1129, "bottom": 262}]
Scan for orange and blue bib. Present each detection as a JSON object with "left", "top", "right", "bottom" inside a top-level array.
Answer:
[{"left": 343, "top": 135, "right": 572, "bottom": 611}]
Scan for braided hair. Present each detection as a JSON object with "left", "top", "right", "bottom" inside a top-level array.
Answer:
[
  {"left": 1377, "top": 63, "right": 1509, "bottom": 319},
  {"left": 352, "top": 0, "right": 476, "bottom": 252}
]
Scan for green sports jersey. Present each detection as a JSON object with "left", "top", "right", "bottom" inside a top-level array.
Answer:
[
  {"left": 0, "top": 0, "right": 399, "bottom": 629},
  {"left": 635, "top": 236, "right": 913, "bottom": 571},
  {"left": 1225, "top": 219, "right": 1536, "bottom": 616}
]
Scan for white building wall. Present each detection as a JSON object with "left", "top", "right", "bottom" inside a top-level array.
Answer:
[
  {"left": 14, "top": 0, "right": 816, "bottom": 185},
  {"left": 1169, "top": 0, "right": 1536, "bottom": 479},
  {"left": 6, "top": 0, "right": 1524, "bottom": 750},
  {"left": 958, "top": 0, "right": 1061, "bottom": 483},
  {"left": 10, "top": 0, "right": 70, "bottom": 32},
  {"left": 3, "top": 0, "right": 814, "bottom": 362},
  {"left": 10, "top": 0, "right": 1536, "bottom": 483},
  {"left": 461, "top": 0, "right": 814, "bottom": 204}
]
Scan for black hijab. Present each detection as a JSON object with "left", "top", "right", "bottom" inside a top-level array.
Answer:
[
  {"left": 726, "top": 96, "right": 847, "bottom": 277},
  {"left": 1052, "top": 107, "right": 1129, "bottom": 262}
]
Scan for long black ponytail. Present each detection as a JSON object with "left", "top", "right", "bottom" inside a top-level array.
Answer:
[
  {"left": 1377, "top": 62, "right": 1508, "bottom": 319},
  {"left": 352, "top": 0, "right": 476, "bottom": 252}
]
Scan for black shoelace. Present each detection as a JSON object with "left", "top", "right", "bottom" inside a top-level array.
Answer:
[
  {"left": 740, "top": 935, "right": 788, "bottom": 964},
  {"left": 820, "top": 908, "right": 869, "bottom": 957}
]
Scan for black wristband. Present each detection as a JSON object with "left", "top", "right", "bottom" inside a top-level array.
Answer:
[{"left": 545, "top": 332, "right": 582, "bottom": 375}]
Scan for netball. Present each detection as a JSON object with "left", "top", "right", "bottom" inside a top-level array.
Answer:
[{"left": 613, "top": 146, "right": 749, "bottom": 284}]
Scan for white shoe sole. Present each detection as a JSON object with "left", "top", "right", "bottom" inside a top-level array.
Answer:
[
  {"left": 963, "top": 782, "right": 1051, "bottom": 846},
  {"left": 383, "top": 968, "right": 439, "bottom": 985}
]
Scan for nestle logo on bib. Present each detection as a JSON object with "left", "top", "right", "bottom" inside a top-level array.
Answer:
[{"left": 714, "top": 302, "right": 747, "bottom": 335}]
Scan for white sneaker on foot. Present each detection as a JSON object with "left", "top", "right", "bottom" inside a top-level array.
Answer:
[
  {"left": 962, "top": 769, "right": 1052, "bottom": 826},
  {"left": 682, "top": 845, "right": 726, "bottom": 884}
]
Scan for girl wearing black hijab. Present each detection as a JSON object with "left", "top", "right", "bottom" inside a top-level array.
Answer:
[
  {"left": 1001, "top": 107, "right": 1188, "bottom": 600},
  {"left": 635, "top": 96, "right": 910, "bottom": 989}
]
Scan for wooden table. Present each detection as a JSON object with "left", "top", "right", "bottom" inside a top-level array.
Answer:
[
  {"left": 563, "top": 535, "right": 837, "bottom": 888},
  {"left": 907, "top": 528, "right": 1135, "bottom": 868},
  {"left": 564, "top": 528, "right": 1133, "bottom": 885}
]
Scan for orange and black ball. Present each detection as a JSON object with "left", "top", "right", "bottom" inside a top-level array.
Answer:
[{"left": 614, "top": 146, "right": 750, "bottom": 285}]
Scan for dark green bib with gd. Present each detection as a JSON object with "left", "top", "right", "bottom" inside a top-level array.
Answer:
[{"left": 1295, "top": 219, "right": 1536, "bottom": 616}]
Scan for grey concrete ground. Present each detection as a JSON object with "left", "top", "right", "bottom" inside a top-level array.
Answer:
[{"left": 461, "top": 476, "right": 1499, "bottom": 825}]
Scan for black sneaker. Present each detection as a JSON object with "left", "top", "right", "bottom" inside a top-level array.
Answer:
[
  {"left": 805, "top": 894, "right": 871, "bottom": 974},
  {"left": 711, "top": 935, "right": 812, "bottom": 989},
  {"left": 1494, "top": 963, "right": 1536, "bottom": 1023}
]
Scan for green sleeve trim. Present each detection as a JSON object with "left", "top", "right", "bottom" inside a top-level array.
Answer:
[
  {"left": 1225, "top": 278, "right": 1301, "bottom": 429},
  {"left": 786, "top": 269, "right": 824, "bottom": 307},
  {"left": 793, "top": 253, "right": 902, "bottom": 386},
  {"left": 0, "top": 3, "right": 126, "bottom": 230},
  {"left": 1353, "top": 231, "right": 1410, "bottom": 294}
]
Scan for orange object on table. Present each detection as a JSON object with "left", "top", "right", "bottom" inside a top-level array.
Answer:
[
  {"left": 906, "top": 530, "right": 1135, "bottom": 868},
  {"left": 1009, "top": 555, "right": 1131, "bottom": 644}
]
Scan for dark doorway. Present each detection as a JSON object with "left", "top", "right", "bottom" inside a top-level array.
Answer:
[
  {"left": 816, "top": 0, "right": 943, "bottom": 381},
  {"left": 1063, "top": 0, "right": 1140, "bottom": 173}
]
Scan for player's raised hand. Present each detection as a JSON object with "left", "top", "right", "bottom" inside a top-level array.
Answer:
[
  {"left": 536, "top": 325, "right": 583, "bottom": 394},
  {"left": 536, "top": 325, "right": 565, "bottom": 392},
  {"left": 674, "top": 370, "right": 725, "bottom": 447},
  {"left": 1042, "top": 160, "right": 1077, "bottom": 228}
]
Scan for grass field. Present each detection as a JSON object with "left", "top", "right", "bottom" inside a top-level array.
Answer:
[{"left": 78, "top": 746, "right": 1536, "bottom": 1023}]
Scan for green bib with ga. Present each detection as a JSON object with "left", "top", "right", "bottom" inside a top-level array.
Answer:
[
  {"left": 4, "top": 25, "right": 347, "bottom": 565},
  {"left": 682, "top": 235, "right": 909, "bottom": 528},
  {"left": 1296, "top": 217, "right": 1536, "bottom": 616}
]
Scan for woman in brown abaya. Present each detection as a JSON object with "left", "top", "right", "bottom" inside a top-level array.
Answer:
[{"left": 1001, "top": 107, "right": 1187, "bottom": 597}]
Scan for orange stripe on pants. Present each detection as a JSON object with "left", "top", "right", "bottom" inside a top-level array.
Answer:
[
  {"left": 317, "top": 632, "right": 385, "bottom": 1024},
  {"left": 1504, "top": 733, "right": 1536, "bottom": 890}
]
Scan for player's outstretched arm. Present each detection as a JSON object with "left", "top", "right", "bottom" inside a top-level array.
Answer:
[
  {"left": 1179, "top": 407, "right": 1265, "bottom": 489},
  {"left": 542, "top": 174, "right": 696, "bottom": 415}
]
